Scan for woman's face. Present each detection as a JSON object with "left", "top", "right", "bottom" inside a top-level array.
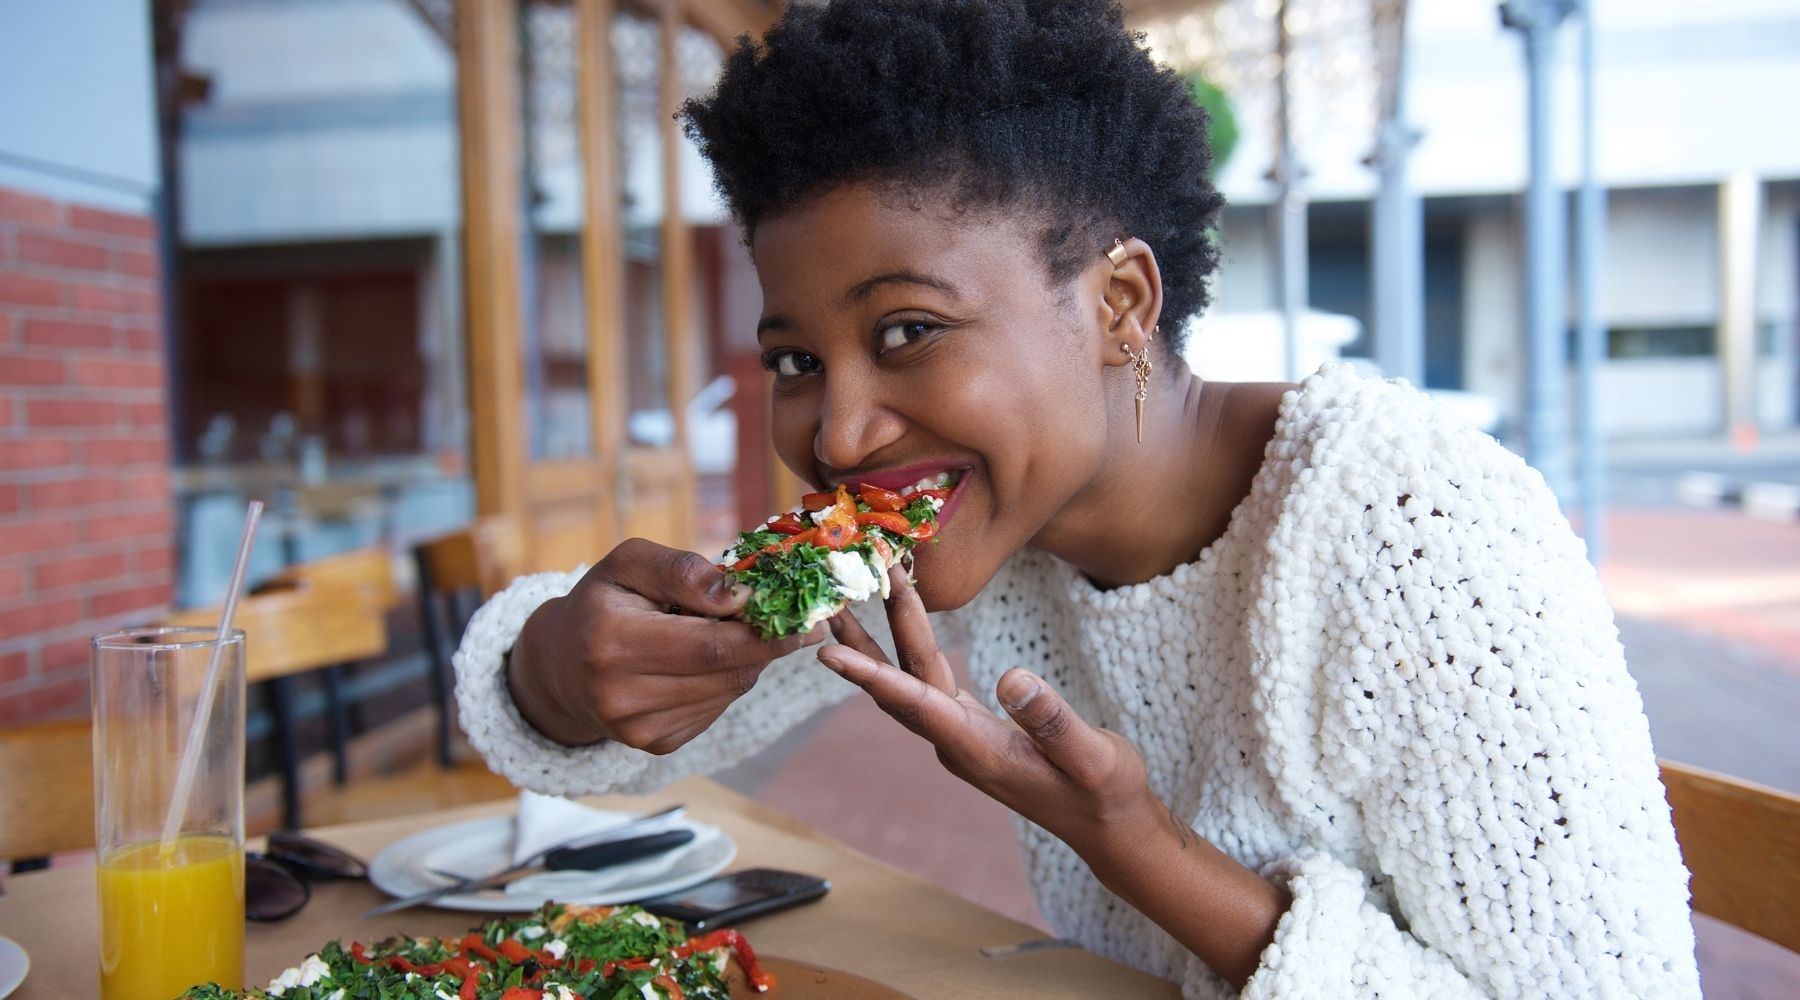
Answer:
[{"left": 751, "top": 182, "right": 1115, "bottom": 610}]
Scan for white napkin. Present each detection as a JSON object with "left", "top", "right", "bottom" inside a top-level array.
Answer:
[
  {"left": 510, "top": 791, "right": 643, "bottom": 865},
  {"left": 504, "top": 791, "right": 728, "bottom": 902}
]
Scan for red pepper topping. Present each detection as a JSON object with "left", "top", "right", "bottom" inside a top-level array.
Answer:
[
  {"left": 651, "top": 973, "right": 686, "bottom": 999},
  {"left": 816, "top": 520, "right": 854, "bottom": 550},
  {"left": 906, "top": 519, "right": 936, "bottom": 542},
  {"left": 917, "top": 487, "right": 952, "bottom": 501},
  {"left": 461, "top": 933, "right": 501, "bottom": 964},
  {"left": 600, "top": 957, "right": 655, "bottom": 976},
  {"left": 675, "top": 929, "right": 777, "bottom": 993},
  {"left": 767, "top": 512, "right": 807, "bottom": 535},
  {"left": 460, "top": 968, "right": 480, "bottom": 1000},
  {"left": 856, "top": 484, "right": 906, "bottom": 512},
  {"left": 800, "top": 490, "right": 837, "bottom": 511},
  {"left": 853, "top": 511, "right": 911, "bottom": 536},
  {"left": 499, "top": 989, "right": 545, "bottom": 1000}
]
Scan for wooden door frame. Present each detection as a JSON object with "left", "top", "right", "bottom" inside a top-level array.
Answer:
[
  {"left": 459, "top": 0, "right": 779, "bottom": 554},
  {"left": 457, "top": 0, "right": 529, "bottom": 525}
]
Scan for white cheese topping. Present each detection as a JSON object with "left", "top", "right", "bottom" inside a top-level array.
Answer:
[
  {"left": 268, "top": 954, "right": 330, "bottom": 994},
  {"left": 516, "top": 923, "right": 546, "bottom": 940},
  {"left": 825, "top": 549, "right": 881, "bottom": 602},
  {"left": 630, "top": 910, "right": 663, "bottom": 927},
  {"left": 544, "top": 938, "right": 569, "bottom": 960},
  {"left": 808, "top": 506, "right": 836, "bottom": 525}
]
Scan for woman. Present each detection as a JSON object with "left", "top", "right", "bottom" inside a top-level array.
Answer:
[{"left": 456, "top": 1, "right": 1700, "bottom": 995}]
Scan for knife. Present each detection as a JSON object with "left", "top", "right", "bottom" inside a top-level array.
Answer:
[{"left": 364, "top": 804, "right": 688, "bottom": 917}]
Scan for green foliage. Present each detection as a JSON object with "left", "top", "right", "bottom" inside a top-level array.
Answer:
[{"left": 1188, "top": 75, "right": 1238, "bottom": 177}]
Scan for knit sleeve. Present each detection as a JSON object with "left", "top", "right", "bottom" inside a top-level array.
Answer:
[
  {"left": 453, "top": 568, "right": 862, "bottom": 796},
  {"left": 1237, "top": 376, "right": 1699, "bottom": 998}
]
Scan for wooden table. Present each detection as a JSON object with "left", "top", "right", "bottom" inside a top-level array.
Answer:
[{"left": 0, "top": 776, "right": 1180, "bottom": 998}]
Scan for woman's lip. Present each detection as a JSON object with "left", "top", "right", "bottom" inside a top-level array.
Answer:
[{"left": 829, "top": 464, "right": 969, "bottom": 492}]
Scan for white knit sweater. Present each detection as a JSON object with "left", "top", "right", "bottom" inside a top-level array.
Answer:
[{"left": 455, "top": 366, "right": 1700, "bottom": 998}]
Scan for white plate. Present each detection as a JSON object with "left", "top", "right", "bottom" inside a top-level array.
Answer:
[
  {"left": 0, "top": 935, "right": 26, "bottom": 999},
  {"left": 369, "top": 813, "right": 735, "bottom": 913}
]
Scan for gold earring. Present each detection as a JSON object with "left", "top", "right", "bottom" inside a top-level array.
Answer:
[
  {"left": 1106, "top": 238, "right": 1130, "bottom": 268},
  {"left": 1121, "top": 341, "right": 1154, "bottom": 443}
]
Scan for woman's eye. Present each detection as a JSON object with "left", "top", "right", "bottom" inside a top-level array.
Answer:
[
  {"left": 876, "top": 319, "right": 938, "bottom": 354},
  {"left": 764, "top": 350, "right": 822, "bottom": 378}
]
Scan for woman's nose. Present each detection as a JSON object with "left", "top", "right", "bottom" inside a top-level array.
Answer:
[{"left": 813, "top": 378, "right": 906, "bottom": 475}]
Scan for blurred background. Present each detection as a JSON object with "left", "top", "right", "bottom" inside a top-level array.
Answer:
[{"left": 0, "top": 0, "right": 1795, "bottom": 995}]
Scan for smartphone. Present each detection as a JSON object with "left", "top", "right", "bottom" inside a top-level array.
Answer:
[{"left": 636, "top": 868, "right": 830, "bottom": 931}]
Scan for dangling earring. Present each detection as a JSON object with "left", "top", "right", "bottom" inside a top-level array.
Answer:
[{"left": 1121, "top": 338, "right": 1154, "bottom": 443}]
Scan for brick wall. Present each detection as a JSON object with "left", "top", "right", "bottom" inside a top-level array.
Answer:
[{"left": 0, "top": 185, "right": 174, "bottom": 727}]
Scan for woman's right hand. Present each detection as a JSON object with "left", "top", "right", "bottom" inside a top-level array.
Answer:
[{"left": 504, "top": 538, "right": 826, "bottom": 752}]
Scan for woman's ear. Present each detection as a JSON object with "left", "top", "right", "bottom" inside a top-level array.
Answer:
[{"left": 1098, "top": 237, "right": 1163, "bottom": 366}]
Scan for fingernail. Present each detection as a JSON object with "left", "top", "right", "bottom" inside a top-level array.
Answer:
[
  {"left": 710, "top": 579, "right": 750, "bottom": 606},
  {"left": 1000, "top": 672, "right": 1039, "bottom": 711}
]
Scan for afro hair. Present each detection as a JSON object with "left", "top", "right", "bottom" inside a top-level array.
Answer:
[{"left": 680, "top": 0, "right": 1226, "bottom": 353}]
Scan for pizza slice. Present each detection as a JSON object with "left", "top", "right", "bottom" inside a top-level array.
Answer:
[
  {"left": 179, "top": 901, "right": 773, "bottom": 999},
  {"left": 718, "top": 476, "right": 952, "bottom": 640}
]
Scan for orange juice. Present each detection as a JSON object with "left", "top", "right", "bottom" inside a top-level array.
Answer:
[{"left": 98, "top": 834, "right": 244, "bottom": 1000}]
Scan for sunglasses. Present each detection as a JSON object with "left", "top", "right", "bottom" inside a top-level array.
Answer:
[{"left": 246, "top": 831, "right": 370, "bottom": 921}]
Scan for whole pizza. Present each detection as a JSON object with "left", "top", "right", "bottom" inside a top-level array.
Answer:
[{"left": 179, "top": 903, "right": 773, "bottom": 1000}]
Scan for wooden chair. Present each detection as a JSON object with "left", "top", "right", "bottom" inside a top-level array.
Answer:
[
  {"left": 286, "top": 521, "right": 525, "bottom": 827},
  {"left": 1661, "top": 759, "right": 1800, "bottom": 953},
  {"left": 413, "top": 516, "right": 526, "bottom": 765},
  {"left": 255, "top": 547, "right": 401, "bottom": 785},
  {"left": 163, "top": 564, "right": 389, "bottom": 829},
  {"left": 0, "top": 719, "right": 95, "bottom": 863}
]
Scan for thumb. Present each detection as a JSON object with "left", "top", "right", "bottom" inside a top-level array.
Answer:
[{"left": 997, "top": 668, "right": 1102, "bottom": 777}]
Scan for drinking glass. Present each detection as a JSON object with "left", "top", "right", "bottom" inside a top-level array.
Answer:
[{"left": 92, "top": 626, "right": 246, "bottom": 1000}]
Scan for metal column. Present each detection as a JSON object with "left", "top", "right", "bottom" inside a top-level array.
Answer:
[
  {"left": 1573, "top": 1, "right": 1606, "bottom": 561},
  {"left": 1502, "top": 0, "right": 1575, "bottom": 499},
  {"left": 1370, "top": 1, "right": 1425, "bottom": 388},
  {"left": 1272, "top": 0, "right": 1308, "bottom": 382},
  {"left": 1718, "top": 172, "right": 1762, "bottom": 450}
]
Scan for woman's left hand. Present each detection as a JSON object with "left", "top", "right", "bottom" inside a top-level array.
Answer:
[{"left": 818, "top": 568, "right": 1159, "bottom": 857}]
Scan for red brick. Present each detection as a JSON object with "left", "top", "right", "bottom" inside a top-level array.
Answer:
[
  {"left": 133, "top": 543, "right": 174, "bottom": 574},
  {"left": 0, "top": 676, "right": 90, "bottom": 726},
  {"left": 34, "top": 550, "right": 128, "bottom": 591},
  {"left": 72, "top": 357, "right": 163, "bottom": 390},
  {"left": 0, "top": 565, "right": 25, "bottom": 603},
  {"left": 124, "top": 324, "right": 161, "bottom": 352},
  {"left": 39, "top": 636, "right": 91, "bottom": 672},
  {"left": 0, "top": 595, "right": 84, "bottom": 640},
  {"left": 22, "top": 317, "right": 114, "bottom": 349},
  {"left": 129, "top": 400, "right": 167, "bottom": 429},
  {"left": 0, "top": 650, "right": 27, "bottom": 686},
  {"left": 0, "top": 189, "right": 58, "bottom": 227},
  {"left": 118, "top": 249, "right": 160, "bottom": 281},
  {"left": 0, "top": 271, "right": 60, "bottom": 308},
  {"left": 28, "top": 476, "right": 123, "bottom": 508},
  {"left": 0, "top": 437, "right": 73, "bottom": 469},
  {"left": 66, "top": 205, "right": 156, "bottom": 241},
  {"left": 122, "top": 467, "right": 171, "bottom": 500},
  {"left": 26, "top": 397, "right": 121, "bottom": 428},
  {"left": 83, "top": 435, "right": 168, "bottom": 466},
  {"left": 68, "top": 281, "right": 158, "bottom": 317},
  {"left": 0, "top": 483, "right": 19, "bottom": 514},
  {"left": 0, "top": 352, "right": 64, "bottom": 384},
  {"left": 91, "top": 581, "right": 170, "bottom": 618},
  {"left": 84, "top": 510, "right": 173, "bottom": 544},
  {"left": 0, "top": 517, "right": 80, "bottom": 557},
  {"left": 16, "top": 232, "right": 109, "bottom": 271}
]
